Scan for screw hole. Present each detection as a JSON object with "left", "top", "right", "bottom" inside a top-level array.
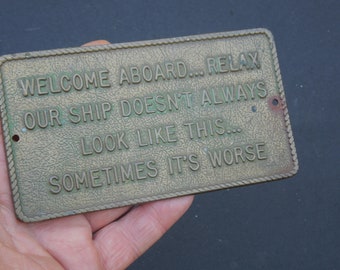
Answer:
[
  {"left": 12, "top": 135, "right": 20, "bottom": 142},
  {"left": 272, "top": 98, "right": 279, "bottom": 106}
]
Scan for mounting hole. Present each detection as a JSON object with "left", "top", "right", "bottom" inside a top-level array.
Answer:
[
  {"left": 272, "top": 98, "right": 279, "bottom": 106},
  {"left": 12, "top": 134, "right": 20, "bottom": 142}
]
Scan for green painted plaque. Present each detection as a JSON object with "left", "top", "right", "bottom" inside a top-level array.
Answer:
[{"left": 0, "top": 28, "right": 298, "bottom": 222}]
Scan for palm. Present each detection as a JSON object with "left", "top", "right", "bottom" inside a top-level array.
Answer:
[
  {"left": 0, "top": 41, "right": 193, "bottom": 270},
  {"left": 0, "top": 126, "right": 193, "bottom": 270}
]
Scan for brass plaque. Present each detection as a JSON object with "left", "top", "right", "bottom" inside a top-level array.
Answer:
[{"left": 0, "top": 28, "right": 298, "bottom": 222}]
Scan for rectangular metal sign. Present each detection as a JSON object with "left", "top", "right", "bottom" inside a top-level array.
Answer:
[{"left": 0, "top": 28, "right": 298, "bottom": 222}]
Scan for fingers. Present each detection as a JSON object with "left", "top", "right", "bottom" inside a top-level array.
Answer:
[
  {"left": 80, "top": 38, "right": 141, "bottom": 233},
  {"left": 81, "top": 38, "right": 193, "bottom": 269},
  {"left": 94, "top": 195, "right": 194, "bottom": 270},
  {"left": 0, "top": 121, "right": 15, "bottom": 214},
  {"left": 84, "top": 206, "right": 132, "bottom": 233},
  {"left": 30, "top": 215, "right": 103, "bottom": 270},
  {"left": 82, "top": 40, "right": 110, "bottom": 47}
]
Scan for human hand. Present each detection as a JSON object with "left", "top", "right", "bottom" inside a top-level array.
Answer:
[{"left": 0, "top": 40, "right": 194, "bottom": 270}]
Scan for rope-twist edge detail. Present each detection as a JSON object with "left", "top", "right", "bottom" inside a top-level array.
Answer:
[{"left": 0, "top": 28, "right": 299, "bottom": 222}]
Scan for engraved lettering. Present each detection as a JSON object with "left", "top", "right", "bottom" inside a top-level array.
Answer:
[
  {"left": 245, "top": 145, "right": 256, "bottom": 161},
  {"left": 146, "top": 160, "right": 158, "bottom": 178},
  {"left": 133, "top": 98, "right": 143, "bottom": 115},
  {"left": 89, "top": 169, "right": 102, "bottom": 188},
  {"left": 37, "top": 110, "right": 48, "bottom": 128},
  {"left": 256, "top": 81, "right": 267, "bottom": 98},
  {"left": 18, "top": 78, "right": 35, "bottom": 97},
  {"left": 2, "top": 30, "right": 297, "bottom": 221},
  {"left": 234, "top": 147, "right": 246, "bottom": 163},
  {"left": 101, "top": 102, "right": 112, "bottom": 120},
  {"left": 120, "top": 100, "right": 131, "bottom": 117},
  {"left": 181, "top": 92, "right": 192, "bottom": 108},
  {"left": 80, "top": 137, "right": 92, "bottom": 155},
  {"left": 215, "top": 119, "right": 225, "bottom": 135},
  {"left": 155, "top": 64, "right": 166, "bottom": 81},
  {"left": 136, "top": 124, "right": 177, "bottom": 147},
  {"left": 116, "top": 132, "right": 129, "bottom": 150},
  {"left": 165, "top": 63, "right": 176, "bottom": 79},
  {"left": 206, "top": 142, "right": 267, "bottom": 168},
  {"left": 177, "top": 61, "right": 187, "bottom": 78},
  {"left": 48, "top": 77, "right": 62, "bottom": 93},
  {"left": 167, "top": 154, "right": 200, "bottom": 175},
  {"left": 237, "top": 84, "right": 247, "bottom": 101},
  {"left": 80, "top": 132, "right": 129, "bottom": 156},
  {"left": 136, "top": 129, "right": 148, "bottom": 147},
  {"left": 23, "top": 112, "right": 35, "bottom": 130},
  {"left": 255, "top": 142, "right": 267, "bottom": 160},
  {"left": 207, "top": 58, "right": 218, "bottom": 74},
  {"left": 18, "top": 69, "right": 111, "bottom": 97},
  {"left": 155, "top": 95, "right": 166, "bottom": 112},
  {"left": 104, "top": 134, "right": 116, "bottom": 151},
  {"left": 72, "top": 74, "right": 84, "bottom": 90},
  {"left": 101, "top": 167, "right": 112, "bottom": 185},
  {"left": 229, "top": 54, "right": 240, "bottom": 71},
  {"left": 61, "top": 75, "right": 71, "bottom": 92},
  {"left": 167, "top": 94, "right": 179, "bottom": 111},
  {"left": 245, "top": 82, "right": 256, "bottom": 99},
  {"left": 201, "top": 89, "right": 212, "bottom": 105},
  {"left": 238, "top": 53, "right": 248, "bottom": 70},
  {"left": 119, "top": 60, "right": 188, "bottom": 85},
  {"left": 49, "top": 159, "right": 158, "bottom": 193},
  {"left": 98, "top": 70, "right": 111, "bottom": 87},
  {"left": 183, "top": 118, "right": 238, "bottom": 140},
  {"left": 248, "top": 51, "right": 260, "bottom": 68},
  {"left": 92, "top": 136, "right": 103, "bottom": 154},
  {"left": 135, "top": 162, "right": 147, "bottom": 180},
  {"left": 84, "top": 72, "right": 98, "bottom": 89},
  {"left": 68, "top": 102, "right": 112, "bottom": 124},
  {"left": 121, "top": 163, "right": 134, "bottom": 181},
  {"left": 23, "top": 108, "right": 62, "bottom": 130},
  {"left": 218, "top": 56, "right": 229, "bottom": 73},
  {"left": 144, "top": 96, "right": 156, "bottom": 114},
  {"left": 201, "top": 80, "right": 267, "bottom": 106},
  {"left": 130, "top": 66, "right": 141, "bottom": 84},
  {"left": 119, "top": 92, "right": 192, "bottom": 117},
  {"left": 69, "top": 107, "right": 81, "bottom": 124},
  {"left": 36, "top": 77, "right": 48, "bottom": 95},
  {"left": 170, "top": 155, "right": 184, "bottom": 174},
  {"left": 188, "top": 154, "right": 200, "bottom": 171},
  {"left": 119, "top": 67, "right": 130, "bottom": 85},
  {"left": 211, "top": 87, "right": 223, "bottom": 104},
  {"left": 154, "top": 127, "right": 166, "bottom": 144},
  {"left": 142, "top": 66, "right": 153, "bottom": 82},
  {"left": 63, "top": 174, "right": 74, "bottom": 192},
  {"left": 74, "top": 172, "right": 90, "bottom": 189},
  {"left": 223, "top": 149, "right": 233, "bottom": 165},
  {"left": 82, "top": 104, "right": 94, "bottom": 122},
  {"left": 206, "top": 51, "right": 261, "bottom": 75},
  {"left": 222, "top": 85, "right": 234, "bottom": 102},
  {"left": 49, "top": 109, "right": 62, "bottom": 127},
  {"left": 49, "top": 176, "right": 62, "bottom": 194},
  {"left": 165, "top": 125, "right": 177, "bottom": 143}
]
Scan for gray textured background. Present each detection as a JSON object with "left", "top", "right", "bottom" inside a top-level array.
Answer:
[{"left": 0, "top": 0, "right": 339, "bottom": 269}]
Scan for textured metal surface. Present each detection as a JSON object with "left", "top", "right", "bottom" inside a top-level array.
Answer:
[{"left": 0, "top": 28, "right": 298, "bottom": 222}]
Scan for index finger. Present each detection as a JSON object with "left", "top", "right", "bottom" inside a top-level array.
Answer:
[{"left": 0, "top": 121, "right": 15, "bottom": 213}]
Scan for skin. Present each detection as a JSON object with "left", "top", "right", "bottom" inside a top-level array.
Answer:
[{"left": 0, "top": 40, "right": 194, "bottom": 270}]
